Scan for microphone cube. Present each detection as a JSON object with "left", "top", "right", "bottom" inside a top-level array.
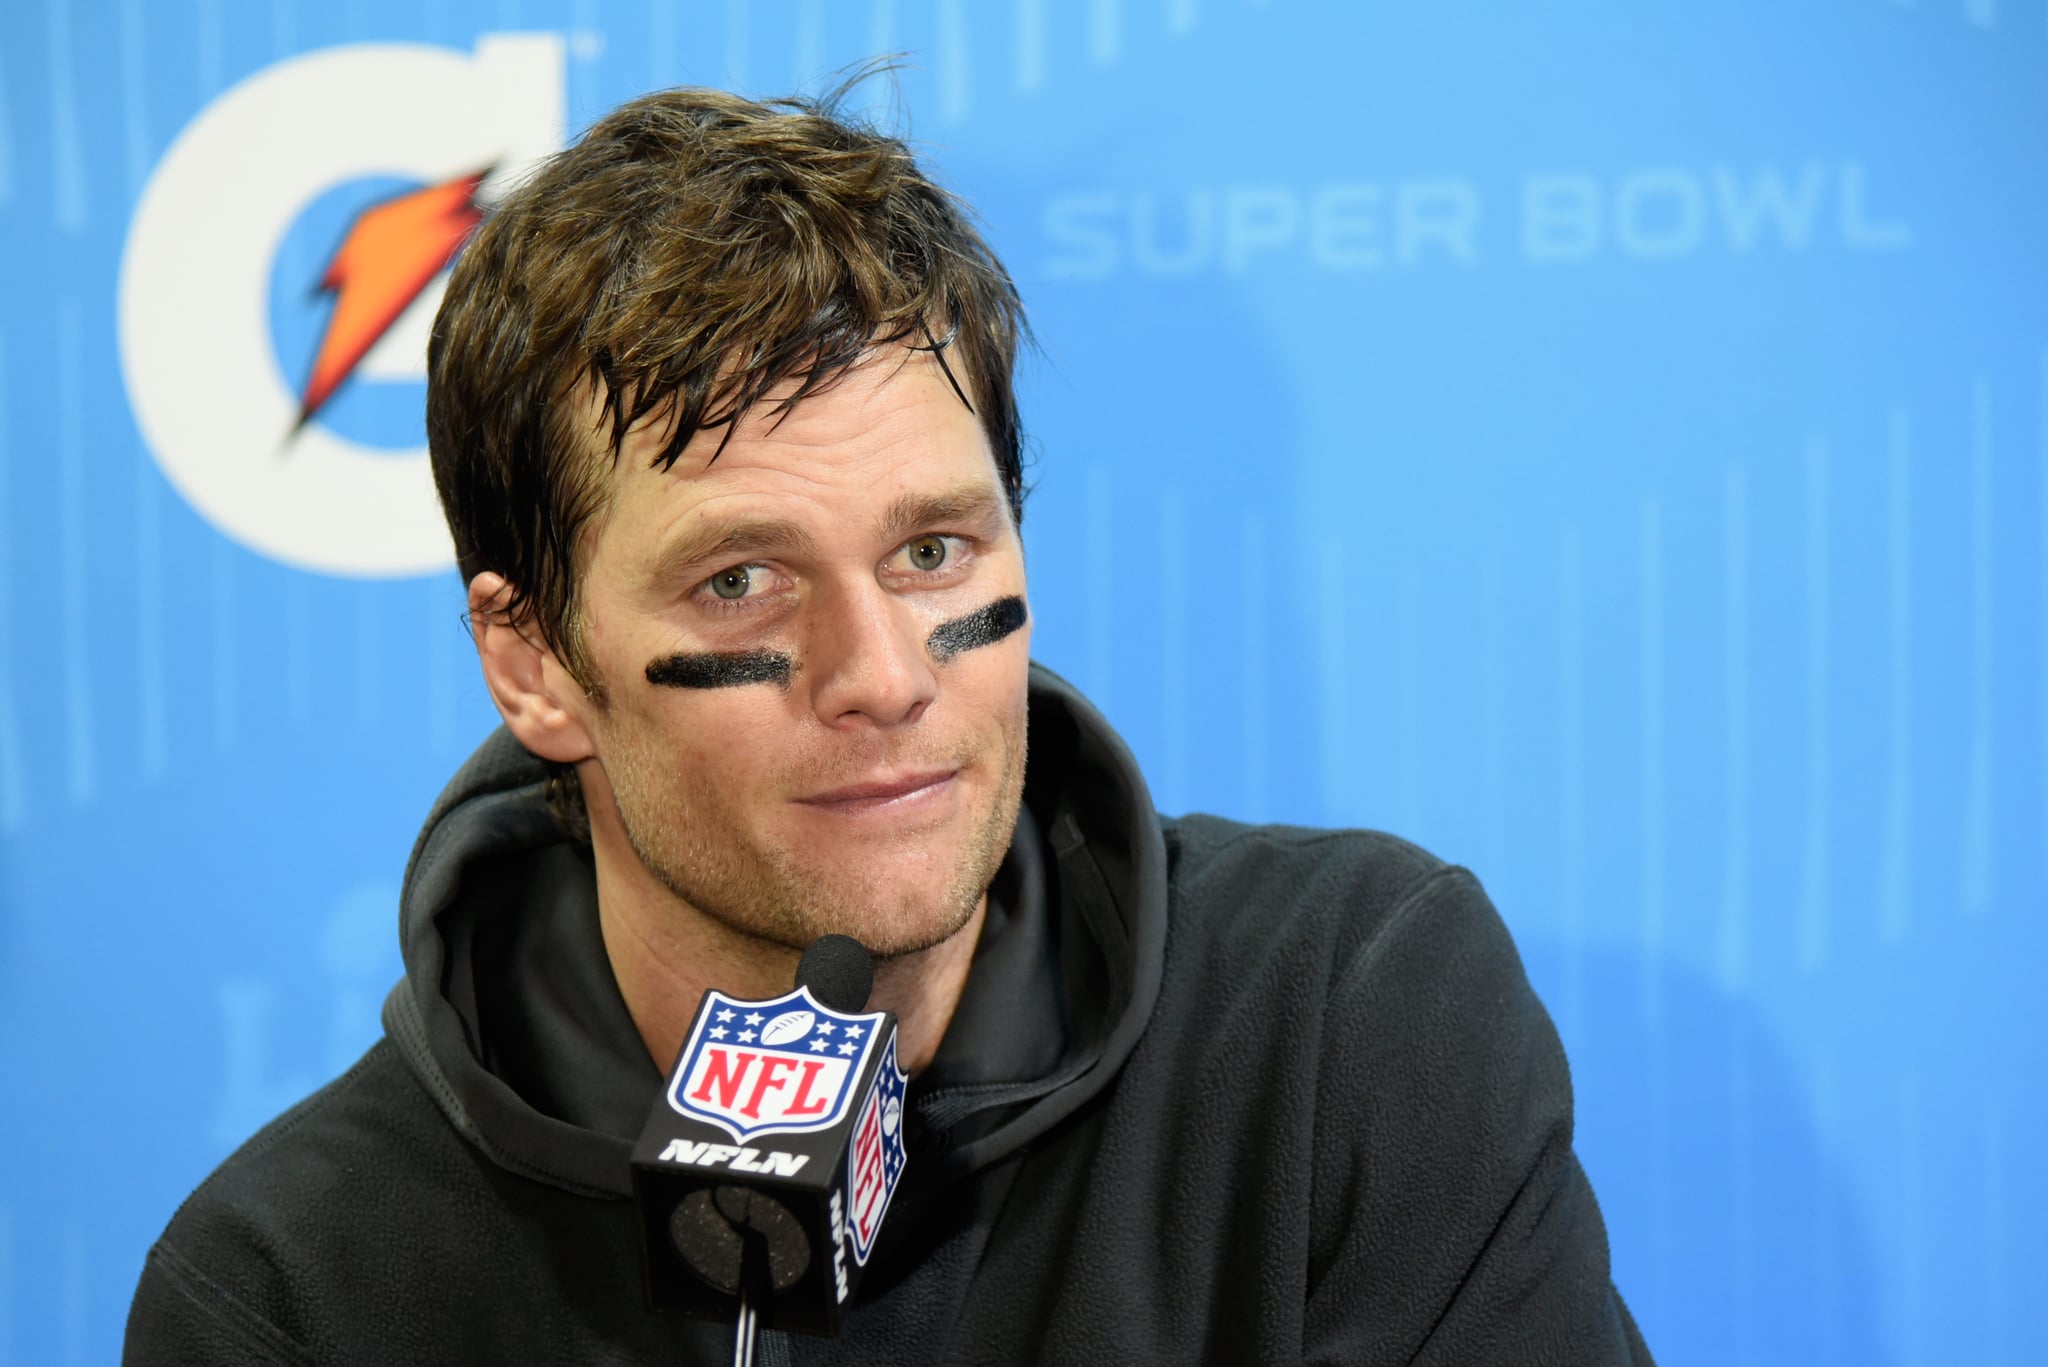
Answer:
[{"left": 632, "top": 985, "right": 908, "bottom": 1337}]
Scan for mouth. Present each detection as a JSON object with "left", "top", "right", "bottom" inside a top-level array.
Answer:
[{"left": 794, "top": 769, "right": 959, "bottom": 816}]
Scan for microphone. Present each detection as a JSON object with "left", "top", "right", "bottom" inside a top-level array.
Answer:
[{"left": 633, "top": 935, "right": 910, "bottom": 1341}]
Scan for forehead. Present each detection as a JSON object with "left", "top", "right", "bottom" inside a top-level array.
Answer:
[{"left": 587, "top": 350, "right": 1003, "bottom": 568}]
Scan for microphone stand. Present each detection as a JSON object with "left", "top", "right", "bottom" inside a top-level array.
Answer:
[{"left": 732, "top": 1225, "right": 771, "bottom": 1367}]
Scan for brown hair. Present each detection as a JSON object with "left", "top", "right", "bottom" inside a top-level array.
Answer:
[{"left": 427, "top": 74, "right": 1028, "bottom": 693}]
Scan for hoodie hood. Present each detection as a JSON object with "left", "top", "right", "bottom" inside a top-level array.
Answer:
[{"left": 381, "top": 662, "right": 1167, "bottom": 1201}]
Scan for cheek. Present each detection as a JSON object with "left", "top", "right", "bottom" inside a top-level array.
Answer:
[
  {"left": 942, "top": 631, "right": 1032, "bottom": 727},
  {"left": 610, "top": 688, "right": 778, "bottom": 781}
]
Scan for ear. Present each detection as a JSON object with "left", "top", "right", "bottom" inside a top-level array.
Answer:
[{"left": 468, "top": 572, "right": 597, "bottom": 765}]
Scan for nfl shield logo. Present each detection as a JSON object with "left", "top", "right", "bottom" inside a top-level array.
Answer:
[
  {"left": 667, "top": 986, "right": 885, "bottom": 1142},
  {"left": 845, "top": 1031, "right": 909, "bottom": 1266}
]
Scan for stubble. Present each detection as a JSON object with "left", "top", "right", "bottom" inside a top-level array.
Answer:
[{"left": 603, "top": 700, "right": 1028, "bottom": 960}]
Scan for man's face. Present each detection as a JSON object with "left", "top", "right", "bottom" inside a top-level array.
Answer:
[{"left": 566, "top": 351, "right": 1031, "bottom": 958}]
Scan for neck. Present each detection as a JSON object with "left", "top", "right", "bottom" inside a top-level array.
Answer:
[{"left": 581, "top": 775, "right": 985, "bottom": 1078}]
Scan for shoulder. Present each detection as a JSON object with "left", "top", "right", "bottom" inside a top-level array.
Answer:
[
  {"left": 1156, "top": 814, "right": 1545, "bottom": 1098},
  {"left": 1162, "top": 812, "right": 1453, "bottom": 892},
  {"left": 169, "top": 1037, "right": 471, "bottom": 1232},
  {"left": 1158, "top": 813, "right": 1501, "bottom": 986},
  {"left": 1147, "top": 819, "right": 1640, "bottom": 1362},
  {"left": 1142, "top": 814, "right": 1545, "bottom": 1160},
  {"left": 1024, "top": 806, "right": 1648, "bottom": 1362},
  {"left": 127, "top": 1039, "right": 473, "bottom": 1359},
  {"left": 1148, "top": 814, "right": 1562, "bottom": 1225}
]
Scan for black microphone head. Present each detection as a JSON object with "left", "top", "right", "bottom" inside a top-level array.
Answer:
[
  {"left": 635, "top": 933, "right": 907, "bottom": 1333},
  {"left": 794, "top": 934, "right": 874, "bottom": 1014}
]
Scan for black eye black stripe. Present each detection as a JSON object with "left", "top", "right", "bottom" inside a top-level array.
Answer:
[
  {"left": 926, "top": 596, "right": 1028, "bottom": 662},
  {"left": 640, "top": 596, "right": 1025, "bottom": 688},
  {"left": 645, "top": 650, "right": 794, "bottom": 689}
]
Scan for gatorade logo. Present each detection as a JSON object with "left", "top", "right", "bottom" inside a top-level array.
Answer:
[{"left": 117, "top": 34, "right": 565, "bottom": 577}]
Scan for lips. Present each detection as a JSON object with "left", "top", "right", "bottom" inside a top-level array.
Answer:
[{"left": 795, "top": 770, "right": 958, "bottom": 811}]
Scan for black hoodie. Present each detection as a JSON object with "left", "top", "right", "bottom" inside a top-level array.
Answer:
[{"left": 126, "top": 666, "right": 1652, "bottom": 1365}]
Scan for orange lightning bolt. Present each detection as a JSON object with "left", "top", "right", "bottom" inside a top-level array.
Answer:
[{"left": 295, "top": 169, "right": 488, "bottom": 430}]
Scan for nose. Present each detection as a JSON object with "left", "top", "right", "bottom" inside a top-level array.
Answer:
[{"left": 805, "top": 579, "right": 939, "bottom": 730}]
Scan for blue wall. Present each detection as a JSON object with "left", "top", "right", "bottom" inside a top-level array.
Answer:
[{"left": 2, "top": 2, "right": 2044, "bottom": 1361}]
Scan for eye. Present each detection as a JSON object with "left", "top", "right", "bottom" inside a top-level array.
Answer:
[
  {"left": 706, "top": 564, "right": 762, "bottom": 600},
  {"left": 906, "top": 535, "right": 949, "bottom": 571},
  {"left": 690, "top": 561, "right": 794, "bottom": 618}
]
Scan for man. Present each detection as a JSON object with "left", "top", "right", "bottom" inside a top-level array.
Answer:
[{"left": 127, "top": 83, "right": 1653, "bottom": 1365}]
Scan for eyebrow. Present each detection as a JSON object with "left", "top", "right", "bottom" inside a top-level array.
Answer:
[
  {"left": 644, "top": 518, "right": 821, "bottom": 591},
  {"left": 877, "top": 482, "right": 1010, "bottom": 545}
]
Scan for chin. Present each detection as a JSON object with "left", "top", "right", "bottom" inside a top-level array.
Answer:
[
  {"left": 748, "top": 857, "right": 984, "bottom": 959},
  {"left": 829, "top": 895, "right": 984, "bottom": 961},
  {"left": 756, "top": 795, "right": 1016, "bottom": 958}
]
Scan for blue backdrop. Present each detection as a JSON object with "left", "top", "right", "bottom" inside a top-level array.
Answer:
[{"left": 3, "top": 2, "right": 2045, "bottom": 1362}]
